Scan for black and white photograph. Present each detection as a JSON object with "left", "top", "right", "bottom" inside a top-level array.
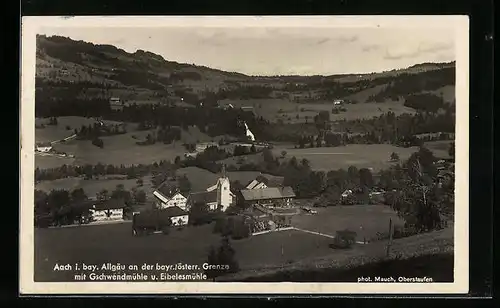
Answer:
[{"left": 20, "top": 16, "right": 469, "bottom": 294}]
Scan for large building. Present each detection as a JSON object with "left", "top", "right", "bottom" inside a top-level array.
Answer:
[{"left": 237, "top": 186, "right": 296, "bottom": 208}]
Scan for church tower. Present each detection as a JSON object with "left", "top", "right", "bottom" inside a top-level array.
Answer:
[{"left": 216, "top": 164, "right": 232, "bottom": 211}]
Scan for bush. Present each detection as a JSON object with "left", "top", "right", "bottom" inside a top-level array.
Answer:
[
  {"left": 330, "top": 229, "right": 357, "bottom": 249},
  {"left": 92, "top": 137, "right": 104, "bottom": 148}
]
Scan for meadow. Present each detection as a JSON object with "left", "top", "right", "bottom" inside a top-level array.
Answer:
[
  {"left": 221, "top": 144, "right": 420, "bottom": 172},
  {"left": 34, "top": 213, "right": 374, "bottom": 282},
  {"left": 272, "top": 144, "right": 421, "bottom": 171},
  {"left": 424, "top": 140, "right": 453, "bottom": 160},
  {"left": 219, "top": 98, "right": 415, "bottom": 124},
  {"left": 291, "top": 205, "right": 405, "bottom": 243}
]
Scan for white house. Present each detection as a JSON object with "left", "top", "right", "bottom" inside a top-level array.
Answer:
[
  {"left": 159, "top": 206, "right": 189, "bottom": 226},
  {"left": 153, "top": 181, "right": 188, "bottom": 211},
  {"left": 89, "top": 199, "right": 126, "bottom": 222}
]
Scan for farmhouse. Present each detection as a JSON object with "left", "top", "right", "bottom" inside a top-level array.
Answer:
[
  {"left": 153, "top": 181, "right": 188, "bottom": 211},
  {"left": 237, "top": 186, "right": 296, "bottom": 209},
  {"left": 89, "top": 198, "right": 126, "bottom": 222}
]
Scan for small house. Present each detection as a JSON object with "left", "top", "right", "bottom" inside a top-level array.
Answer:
[
  {"left": 158, "top": 206, "right": 189, "bottom": 226},
  {"left": 89, "top": 198, "right": 126, "bottom": 222}
]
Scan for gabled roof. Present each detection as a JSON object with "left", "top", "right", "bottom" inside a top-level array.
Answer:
[
  {"left": 240, "top": 186, "right": 296, "bottom": 201},
  {"left": 245, "top": 179, "right": 260, "bottom": 189},
  {"left": 158, "top": 206, "right": 188, "bottom": 218},
  {"left": 188, "top": 191, "right": 218, "bottom": 204},
  {"left": 155, "top": 180, "right": 181, "bottom": 199},
  {"left": 94, "top": 198, "right": 127, "bottom": 211}
]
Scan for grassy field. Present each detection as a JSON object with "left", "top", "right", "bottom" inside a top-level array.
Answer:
[
  {"left": 33, "top": 204, "right": 447, "bottom": 282},
  {"left": 35, "top": 175, "right": 156, "bottom": 200},
  {"left": 424, "top": 140, "right": 453, "bottom": 160},
  {"left": 218, "top": 227, "right": 454, "bottom": 282},
  {"left": 272, "top": 144, "right": 420, "bottom": 172},
  {"left": 34, "top": 221, "right": 338, "bottom": 282},
  {"left": 291, "top": 205, "right": 405, "bottom": 242},
  {"left": 221, "top": 99, "right": 415, "bottom": 124},
  {"left": 35, "top": 116, "right": 127, "bottom": 143},
  {"left": 176, "top": 166, "right": 281, "bottom": 192},
  {"left": 35, "top": 129, "right": 187, "bottom": 169},
  {"left": 220, "top": 144, "right": 419, "bottom": 172}
]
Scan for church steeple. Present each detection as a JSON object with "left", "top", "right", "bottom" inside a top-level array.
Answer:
[{"left": 221, "top": 163, "right": 227, "bottom": 178}]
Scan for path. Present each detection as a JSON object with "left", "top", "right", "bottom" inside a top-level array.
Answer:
[
  {"left": 252, "top": 226, "right": 368, "bottom": 244},
  {"left": 50, "top": 133, "right": 77, "bottom": 145},
  {"left": 48, "top": 219, "right": 132, "bottom": 229}
]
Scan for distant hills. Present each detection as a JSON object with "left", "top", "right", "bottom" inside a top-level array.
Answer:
[{"left": 35, "top": 34, "right": 455, "bottom": 107}]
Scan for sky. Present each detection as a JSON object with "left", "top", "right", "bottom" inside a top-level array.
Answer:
[{"left": 38, "top": 26, "right": 456, "bottom": 76}]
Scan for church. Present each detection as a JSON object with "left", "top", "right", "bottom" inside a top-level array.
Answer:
[{"left": 185, "top": 165, "right": 235, "bottom": 212}]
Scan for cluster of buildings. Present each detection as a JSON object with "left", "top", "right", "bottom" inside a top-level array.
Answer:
[{"left": 149, "top": 165, "right": 296, "bottom": 227}]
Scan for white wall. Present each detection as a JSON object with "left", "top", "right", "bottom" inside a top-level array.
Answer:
[
  {"left": 170, "top": 215, "right": 189, "bottom": 226},
  {"left": 217, "top": 178, "right": 232, "bottom": 212},
  {"left": 90, "top": 208, "right": 123, "bottom": 222},
  {"left": 155, "top": 192, "right": 187, "bottom": 211}
]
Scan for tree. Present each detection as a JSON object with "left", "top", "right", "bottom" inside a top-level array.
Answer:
[
  {"left": 92, "top": 137, "right": 104, "bottom": 148},
  {"left": 281, "top": 150, "right": 287, "bottom": 158},
  {"left": 390, "top": 152, "right": 400, "bottom": 162},
  {"left": 262, "top": 148, "right": 274, "bottom": 163},
  {"left": 359, "top": 168, "right": 374, "bottom": 189},
  {"left": 96, "top": 189, "right": 109, "bottom": 201},
  {"left": 178, "top": 174, "right": 191, "bottom": 194},
  {"left": 189, "top": 202, "right": 211, "bottom": 225},
  {"left": 136, "top": 178, "right": 144, "bottom": 186},
  {"left": 133, "top": 189, "right": 147, "bottom": 204},
  {"left": 71, "top": 188, "right": 87, "bottom": 203}
]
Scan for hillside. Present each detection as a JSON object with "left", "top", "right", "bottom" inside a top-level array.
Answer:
[{"left": 36, "top": 35, "right": 455, "bottom": 111}]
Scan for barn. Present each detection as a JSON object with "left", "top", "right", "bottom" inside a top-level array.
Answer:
[{"left": 237, "top": 186, "right": 296, "bottom": 209}]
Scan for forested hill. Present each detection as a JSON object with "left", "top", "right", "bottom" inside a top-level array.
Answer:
[{"left": 36, "top": 34, "right": 455, "bottom": 111}]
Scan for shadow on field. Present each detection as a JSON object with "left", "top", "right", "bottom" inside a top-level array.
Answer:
[{"left": 234, "top": 253, "right": 454, "bottom": 282}]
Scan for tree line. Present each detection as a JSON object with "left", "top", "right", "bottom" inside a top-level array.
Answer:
[{"left": 34, "top": 184, "right": 147, "bottom": 228}]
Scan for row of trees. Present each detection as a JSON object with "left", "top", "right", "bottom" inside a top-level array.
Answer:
[
  {"left": 34, "top": 184, "right": 147, "bottom": 227},
  {"left": 35, "top": 160, "right": 176, "bottom": 182}
]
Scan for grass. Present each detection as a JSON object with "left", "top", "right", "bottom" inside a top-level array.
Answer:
[
  {"left": 221, "top": 99, "right": 415, "bottom": 124},
  {"left": 291, "top": 205, "right": 405, "bottom": 242},
  {"left": 34, "top": 213, "right": 453, "bottom": 282},
  {"left": 218, "top": 227, "right": 454, "bottom": 282},
  {"left": 272, "top": 144, "right": 419, "bottom": 172},
  {"left": 424, "top": 140, "right": 453, "bottom": 160},
  {"left": 36, "top": 129, "right": 187, "bottom": 169}
]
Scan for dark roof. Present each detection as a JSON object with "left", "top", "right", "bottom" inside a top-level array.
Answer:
[
  {"left": 188, "top": 191, "right": 218, "bottom": 204},
  {"left": 155, "top": 180, "right": 181, "bottom": 199},
  {"left": 94, "top": 198, "right": 127, "bottom": 211},
  {"left": 158, "top": 206, "right": 187, "bottom": 218},
  {"left": 266, "top": 176, "right": 285, "bottom": 188},
  {"left": 240, "top": 186, "right": 296, "bottom": 201}
]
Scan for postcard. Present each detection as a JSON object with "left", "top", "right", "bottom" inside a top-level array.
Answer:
[{"left": 20, "top": 15, "right": 469, "bottom": 295}]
